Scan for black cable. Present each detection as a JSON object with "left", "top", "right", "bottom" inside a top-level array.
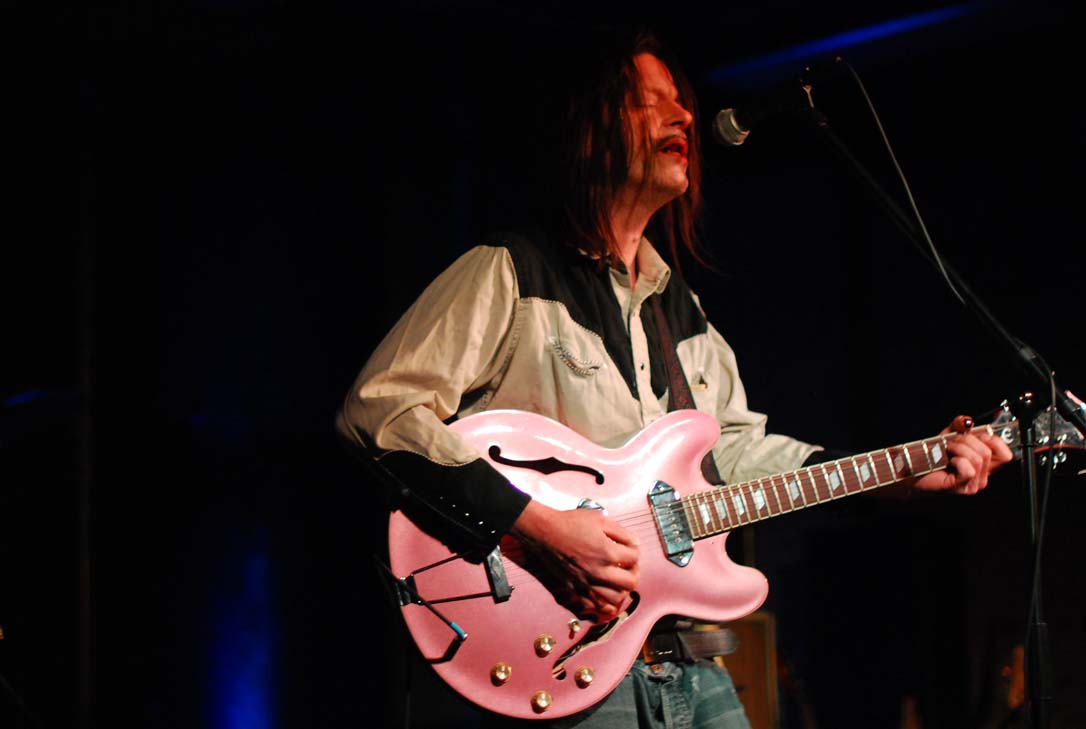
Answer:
[
  {"left": 837, "top": 56, "right": 1058, "bottom": 727},
  {"left": 0, "top": 671, "right": 46, "bottom": 729},
  {"left": 1021, "top": 373, "right": 1057, "bottom": 720}
]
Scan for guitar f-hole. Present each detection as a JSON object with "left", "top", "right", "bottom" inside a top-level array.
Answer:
[{"left": 488, "top": 445, "right": 605, "bottom": 484}]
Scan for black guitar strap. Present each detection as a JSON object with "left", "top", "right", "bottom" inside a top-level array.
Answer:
[{"left": 649, "top": 294, "right": 725, "bottom": 486}]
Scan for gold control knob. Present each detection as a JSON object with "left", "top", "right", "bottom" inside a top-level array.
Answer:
[
  {"left": 534, "top": 634, "right": 557, "bottom": 657},
  {"left": 530, "top": 690, "right": 553, "bottom": 713},
  {"left": 574, "top": 666, "right": 595, "bottom": 688},
  {"left": 567, "top": 618, "right": 582, "bottom": 634},
  {"left": 490, "top": 662, "right": 512, "bottom": 685}
]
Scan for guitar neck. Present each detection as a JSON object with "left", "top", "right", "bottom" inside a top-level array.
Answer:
[{"left": 680, "top": 422, "right": 1015, "bottom": 539}]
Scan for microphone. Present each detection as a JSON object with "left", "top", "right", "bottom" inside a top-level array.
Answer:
[{"left": 712, "top": 57, "right": 842, "bottom": 146}]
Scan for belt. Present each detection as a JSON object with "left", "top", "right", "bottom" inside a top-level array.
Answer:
[{"left": 641, "top": 621, "right": 739, "bottom": 665}]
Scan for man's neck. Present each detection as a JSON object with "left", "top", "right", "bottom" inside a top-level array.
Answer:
[{"left": 610, "top": 208, "right": 651, "bottom": 288}]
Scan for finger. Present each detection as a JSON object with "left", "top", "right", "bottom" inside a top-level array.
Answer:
[
  {"left": 568, "top": 586, "right": 624, "bottom": 619},
  {"left": 948, "top": 455, "right": 977, "bottom": 483},
  {"left": 947, "top": 437, "right": 986, "bottom": 475},
  {"left": 950, "top": 415, "right": 975, "bottom": 433},
  {"left": 588, "top": 585, "right": 629, "bottom": 612},
  {"left": 600, "top": 518, "right": 639, "bottom": 548},
  {"left": 951, "top": 434, "right": 993, "bottom": 489},
  {"left": 948, "top": 432, "right": 988, "bottom": 458},
  {"left": 977, "top": 432, "right": 1014, "bottom": 467},
  {"left": 606, "top": 543, "right": 640, "bottom": 571},
  {"left": 594, "top": 563, "right": 639, "bottom": 591}
]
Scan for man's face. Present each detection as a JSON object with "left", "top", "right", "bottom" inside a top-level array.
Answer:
[{"left": 623, "top": 53, "right": 694, "bottom": 207}]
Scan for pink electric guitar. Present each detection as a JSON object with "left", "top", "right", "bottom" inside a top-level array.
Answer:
[{"left": 387, "top": 399, "right": 1084, "bottom": 720}]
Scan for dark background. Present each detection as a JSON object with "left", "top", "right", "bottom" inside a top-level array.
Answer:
[{"left": 3, "top": 1, "right": 1084, "bottom": 727}]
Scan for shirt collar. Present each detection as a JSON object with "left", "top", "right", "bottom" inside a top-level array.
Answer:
[
  {"left": 635, "top": 237, "right": 672, "bottom": 295},
  {"left": 610, "top": 237, "right": 671, "bottom": 295}
]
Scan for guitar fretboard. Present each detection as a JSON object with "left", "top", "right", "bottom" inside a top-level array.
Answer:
[{"left": 678, "top": 423, "right": 1008, "bottom": 539}]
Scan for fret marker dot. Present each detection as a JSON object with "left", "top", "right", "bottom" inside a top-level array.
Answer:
[
  {"left": 752, "top": 487, "right": 766, "bottom": 511},
  {"left": 932, "top": 444, "right": 943, "bottom": 462},
  {"left": 731, "top": 494, "right": 746, "bottom": 517}
]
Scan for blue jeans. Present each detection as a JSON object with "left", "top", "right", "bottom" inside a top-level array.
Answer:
[{"left": 482, "top": 659, "right": 752, "bottom": 729}]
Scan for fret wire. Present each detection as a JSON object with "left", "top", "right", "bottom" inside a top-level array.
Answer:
[
  {"left": 780, "top": 473, "right": 796, "bottom": 510},
  {"left": 731, "top": 485, "right": 747, "bottom": 525},
  {"left": 691, "top": 493, "right": 707, "bottom": 537},
  {"left": 681, "top": 498, "right": 700, "bottom": 539},
  {"left": 698, "top": 492, "right": 713, "bottom": 534},
  {"left": 834, "top": 461, "right": 849, "bottom": 495},
  {"left": 798, "top": 469, "right": 815, "bottom": 505},
  {"left": 827, "top": 462, "right": 841, "bottom": 499},
  {"left": 920, "top": 440, "right": 934, "bottom": 471},
  {"left": 714, "top": 489, "right": 728, "bottom": 533},
  {"left": 817, "top": 463, "right": 831, "bottom": 501},
  {"left": 750, "top": 481, "right": 762, "bottom": 521},
  {"left": 820, "top": 462, "right": 834, "bottom": 499},
  {"left": 769, "top": 474, "right": 784, "bottom": 514},
  {"left": 749, "top": 481, "right": 764, "bottom": 521},
  {"left": 743, "top": 484, "right": 756, "bottom": 523},
  {"left": 867, "top": 452, "right": 881, "bottom": 487},
  {"left": 884, "top": 450, "right": 897, "bottom": 482},
  {"left": 792, "top": 470, "right": 806, "bottom": 506},
  {"left": 684, "top": 423, "right": 1025, "bottom": 541},
  {"left": 739, "top": 483, "right": 755, "bottom": 524},
  {"left": 850, "top": 458, "right": 864, "bottom": 491},
  {"left": 714, "top": 488, "right": 732, "bottom": 532},
  {"left": 712, "top": 486, "right": 729, "bottom": 532},
  {"left": 692, "top": 492, "right": 707, "bottom": 536},
  {"left": 735, "top": 484, "right": 750, "bottom": 526},
  {"left": 721, "top": 487, "right": 737, "bottom": 527},
  {"left": 708, "top": 490, "right": 724, "bottom": 534},
  {"left": 702, "top": 491, "right": 717, "bottom": 534},
  {"left": 763, "top": 476, "right": 777, "bottom": 515},
  {"left": 752, "top": 479, "right": 769, "bottom": 520},
  {"left": 727, "top": 486, "right": 748, "bottom": 526}
]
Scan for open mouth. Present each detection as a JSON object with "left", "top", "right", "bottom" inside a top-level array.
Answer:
[{"left": 659, "top": 137, "right": 688, "bottom": 159}]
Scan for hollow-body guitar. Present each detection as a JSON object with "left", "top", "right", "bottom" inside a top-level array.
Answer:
[{"left": 388, "top": 401, "right": 1082, "bottom": 720}]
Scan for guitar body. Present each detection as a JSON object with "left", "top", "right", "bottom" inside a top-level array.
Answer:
[{"left": 389, "top": 409, "right": 768, "bottom": 720}]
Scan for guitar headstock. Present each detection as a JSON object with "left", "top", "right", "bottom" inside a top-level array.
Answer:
[{"left": 988, "top": 390, "right": 1086, "bottom": 459}]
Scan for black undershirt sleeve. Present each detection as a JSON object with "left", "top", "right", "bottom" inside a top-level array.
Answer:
[{"left": 336, "top": 409, "right": 530, "bottom": 551}]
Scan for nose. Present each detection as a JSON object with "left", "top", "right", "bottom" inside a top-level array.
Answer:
[{"left": 668, "top": 99, "right": 693, "bottom": 131}]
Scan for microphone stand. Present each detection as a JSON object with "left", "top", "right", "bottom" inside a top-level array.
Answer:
[{"left": 792, "top": 98, "right": 1073, "bottom": 729}]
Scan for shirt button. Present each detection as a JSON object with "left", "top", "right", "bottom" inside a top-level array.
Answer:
[{"left": 650, "top": 664, "right": 663, "bottom": 673}]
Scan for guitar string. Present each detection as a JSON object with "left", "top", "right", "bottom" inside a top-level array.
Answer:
[
  {"left": 451, "top": 423, "right": 1018, "bottom": 589},
  {"left": 605, "top": 427, "right": 995, "bottom": 531},
  {"left": 490, "top": 424, "right": 1013, "bottom": 542}
]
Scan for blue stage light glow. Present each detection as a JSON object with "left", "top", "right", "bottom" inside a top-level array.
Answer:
[
  {"left": 210, "top": 551, "right": 274, "bottom": 729},
  {"left": 4, "top": 389, "right": 45, "bottom": 407},
  {"left": 706, "top": 3, "right": 981, "bottom": 87}
]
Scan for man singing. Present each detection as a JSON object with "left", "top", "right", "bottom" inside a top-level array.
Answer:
[{"left": 338, "top": 28, "right": 1011, "bottom": 728}]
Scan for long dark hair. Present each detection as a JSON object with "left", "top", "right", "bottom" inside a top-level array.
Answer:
[{"left": 541, "top": 28, "right": 705, "bottom": 268}]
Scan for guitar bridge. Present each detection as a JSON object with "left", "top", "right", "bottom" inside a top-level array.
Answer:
[
  {"left": 484, "top": 546, "right": 512, "bottom": 603},
  {"left": 649, "top": 481, "right": 694, "bottom": 567}
]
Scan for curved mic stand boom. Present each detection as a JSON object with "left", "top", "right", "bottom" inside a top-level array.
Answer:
[{"left": 784, "top": 77, "right": 1080, "bottom": 729}]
